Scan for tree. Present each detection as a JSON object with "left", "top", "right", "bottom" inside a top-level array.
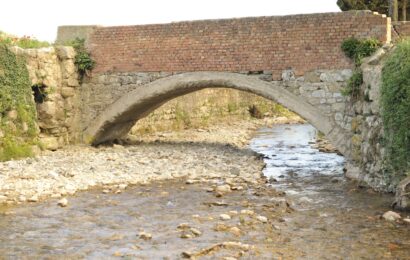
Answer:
[{"left": 337, "top": 0, "right": 409, "bottom": 21}]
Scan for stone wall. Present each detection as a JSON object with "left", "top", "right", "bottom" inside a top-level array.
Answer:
[
  {"left": 61, "top": 11, "right": 391, "bottom": 80},
  {"left": 10, "top": 46, "right": 81, "bottom": 150},
  {"left": 131, "top": 88, "right": 297, "bottom": 134},
  {"left": 344, "top": 46, "right": 393, "bottom": 191}
]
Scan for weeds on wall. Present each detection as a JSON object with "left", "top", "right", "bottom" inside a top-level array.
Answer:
[
  {"left": 66, "top": 38, "right": 95, "bottom": 78},
  {"left": 0, "top": 43, "right": 39, "bottom": 161},
  {"left": 0, "top": 31, "right": 50, "bottom": 49},
  {"left": 341, "top": 37, "right": 382, "bottom": 97},
  {"left": 381, "top": 39, "right": 410, "bottom": 184}
]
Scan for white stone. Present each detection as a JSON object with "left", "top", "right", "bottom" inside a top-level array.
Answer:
[
  {"left": 382, "top": 211, "right": 401, "bottom": 222},
  {"left": 220, "top": 214, "right": 231, "bottom": 220},
  {"left": 256, "top": 215, "right": 268, "bottom": 223},
  {"left": 57, "top": 198, "right": 68, "bottom": 207}
]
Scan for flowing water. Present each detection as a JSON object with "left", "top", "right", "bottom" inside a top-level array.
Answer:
[
  {"left": 250, "top": 124, "right": 410, "bottom": 259},
  {"left": 0, "top": 124, "right": 409, "bottom": 259}
]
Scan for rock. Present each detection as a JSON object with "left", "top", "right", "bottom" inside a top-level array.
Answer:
[
  {"left": 403, "top": 218, "right": 410, "bottom": 224},
  {"left": 229, "top": 227, "right": 241, "bottom": 236},
  {"left": 282, "top": 69, "right": 295, "bottom": 81},
  {"left": 223, "top": 257, "right": 238, "bottom": 260},
  {"left": 61, "top": 87, "right": 75, "bottom": 98},
  {"left": 40, "top": 137, "right": 59, "bottom": 151},
  {"left": 102, "top": 189, "right": 110, "bottom": 194},
  {"left": 219, "top": 214, "right": 231, "bottom": 221},
  {"left": 216, "top": 185, "right": 231, "bottom": 193},
  {"left": 118, "top": 184, "right": 127, "bottom": 190},
  {"left": 240, "top": 209, "right": 255, "bottom": 215},
  {"left": 57, "top": 198, "right": 68, "bottom": 207},
  {"left": 177, "top": 223, "right": 191, "bottom": 229},
  {"left": 382, "top": 211, "right": 401, "bottom": 222},
  {"left": 190, "top": 228, "right": 202, "bottom": 236},
  {"left": 185, "top": 179, "right": 195, "bottom": 184},
  {"left": 256, "top": 215, "right": 268, "bottom": 223},
  {"left": 27, "top": 195, "right": 39, "bottom": 202},
  {"left": 18, "top": 195, "right": 27, "bottom": 202},
  {"left": 180, "top": 233, "right": 193, "bottom": 239},
  {"left": 138, "top": 232, "right": 152, "bottom": 240},
  {"left": 393, "top": 176, "right": 410, "bottom": 211},
  {"left": 55, "top": 46, "right": 76, "bottom": 59}
]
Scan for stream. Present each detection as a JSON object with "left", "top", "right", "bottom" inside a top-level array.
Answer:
[{"left": 0, "top": 124, "right": 409, "bottom": 259}]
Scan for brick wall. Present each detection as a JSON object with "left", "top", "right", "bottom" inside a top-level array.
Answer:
[
  {"left": 393, "top": 21, "right": 410, "bottom": 38},
  {"left": 86, "top": 11, "right": 390, "bottom": 79}
]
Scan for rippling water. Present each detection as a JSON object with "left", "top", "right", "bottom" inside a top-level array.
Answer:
[{"left": 251, "top": 124, "right": 410, "bottom": 259}]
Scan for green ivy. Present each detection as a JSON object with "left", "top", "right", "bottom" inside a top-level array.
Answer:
[
  {"left": 0, "top": 43, "right": 39, "bottom": 161},
  {"left": 65, "top": 38, "right": 95, "bottom": 78},
  {"left": 381, "top": 39, "right": 410, "bottom": 184}
]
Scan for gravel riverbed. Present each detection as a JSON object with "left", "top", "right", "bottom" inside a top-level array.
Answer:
[{"left": 0, "top": 119, "right": 296, "bottom": 205}]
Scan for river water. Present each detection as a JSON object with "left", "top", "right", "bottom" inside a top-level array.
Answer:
[
  {"left": 0, "top": 124, "right": 409, "bottom": 259},
  {"left": 250, "top": 124, "right": 410, "bottom": 259}
]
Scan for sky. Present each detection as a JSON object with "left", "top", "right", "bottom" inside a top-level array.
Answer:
[{"left": 0, "top": 0, "right": 341, "bottom": 42}]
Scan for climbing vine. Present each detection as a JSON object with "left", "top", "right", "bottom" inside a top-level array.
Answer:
[
  {"left": 0, "top": 42, "right": 38, "bottom": 161},
  {"left": 381, "top": 39, "right": 410, "bottom": 183}
]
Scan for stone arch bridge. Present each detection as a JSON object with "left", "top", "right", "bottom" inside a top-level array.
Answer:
[{"left": 55, "top": 10, "right": 391, "bottom": 162}]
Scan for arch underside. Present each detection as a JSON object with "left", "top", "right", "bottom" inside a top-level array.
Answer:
[{"left": 84, "top": 72, "right": 351, "bottom": 157}]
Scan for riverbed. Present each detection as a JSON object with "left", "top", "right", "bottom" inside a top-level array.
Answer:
[{"left": 0, "top": 124, "right": 409, "bottom": 259}]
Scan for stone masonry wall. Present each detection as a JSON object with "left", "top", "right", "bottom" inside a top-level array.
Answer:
[
  {"left": 81, "top": 69, "right": 352, "bottom": 136},
  {"left": 10, "top": 46, "right": 81, "bottom": 150},
  {"left": 344, "top": 46, "right": 392, "bottom": 191},
  {"left": 82, "top": 11, "right": 390, "bottom": 80}
]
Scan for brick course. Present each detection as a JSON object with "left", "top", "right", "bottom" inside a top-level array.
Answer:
[
  {"left": 87, "top": 11, "right": 390, "bottom": 79},
  {"left": 393, "top": 21, "right": 410, "bottom": 38}
]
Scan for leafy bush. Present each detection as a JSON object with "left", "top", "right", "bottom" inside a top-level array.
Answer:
[
  {"left": 66, "top": 38, "right": 95, "bottom": 77},
  {"left": 381, "top": 39, "right": 410, "bottom": 182},
  {"left": 341, "top": 37, "right": 382, "bottom": 65}
]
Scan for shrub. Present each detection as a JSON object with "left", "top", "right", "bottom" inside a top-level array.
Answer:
[
  {"left": 381, "top": 39, "right": 410, "bottom": 183},
  {"left": 65, "top": 38, "right": 95, "bottom": 77},
  {"left": 341, "top": 37, "right": 382, "bottom": 65}
]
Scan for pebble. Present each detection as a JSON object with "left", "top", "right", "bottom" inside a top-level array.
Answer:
[
  {"left": 0, "top": 142, "right": 264, "bottom": 205},
  {"left": 382, "top": 211, "right": 401, "bottom": 222},
  {"left": 180, "top": 233, "right": 192, "bottom": 239},
  {"left": 240, "top": 209, "right": 255, "bottom": 215},
  {"left": 138, "top": 232, "right": 152, "bottom": 240},
  {"left": 190, "top": 228, "right": 202, "bottom": 236},
  {"left": 256, "top": 215, "right": 268, "bottom": 223},
  {"left": 57, "top": 198, "right": 68, "bottom": 207},
  {"left": 220, "top": 214, "right": 231, "bottom": 221},
  {"left": 216, "top": 185, "right": 231, "bottom": 193},
  {"left": 27, "top": 195, "right": 38, "bottom": 203},
  {"left": 229, "top": 227, "right": 241, "bottom": 236}
]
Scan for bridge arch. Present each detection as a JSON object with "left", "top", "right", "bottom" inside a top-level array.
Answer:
[{"left": 84, "top": 72, "right": 351, "bottom": 157}]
